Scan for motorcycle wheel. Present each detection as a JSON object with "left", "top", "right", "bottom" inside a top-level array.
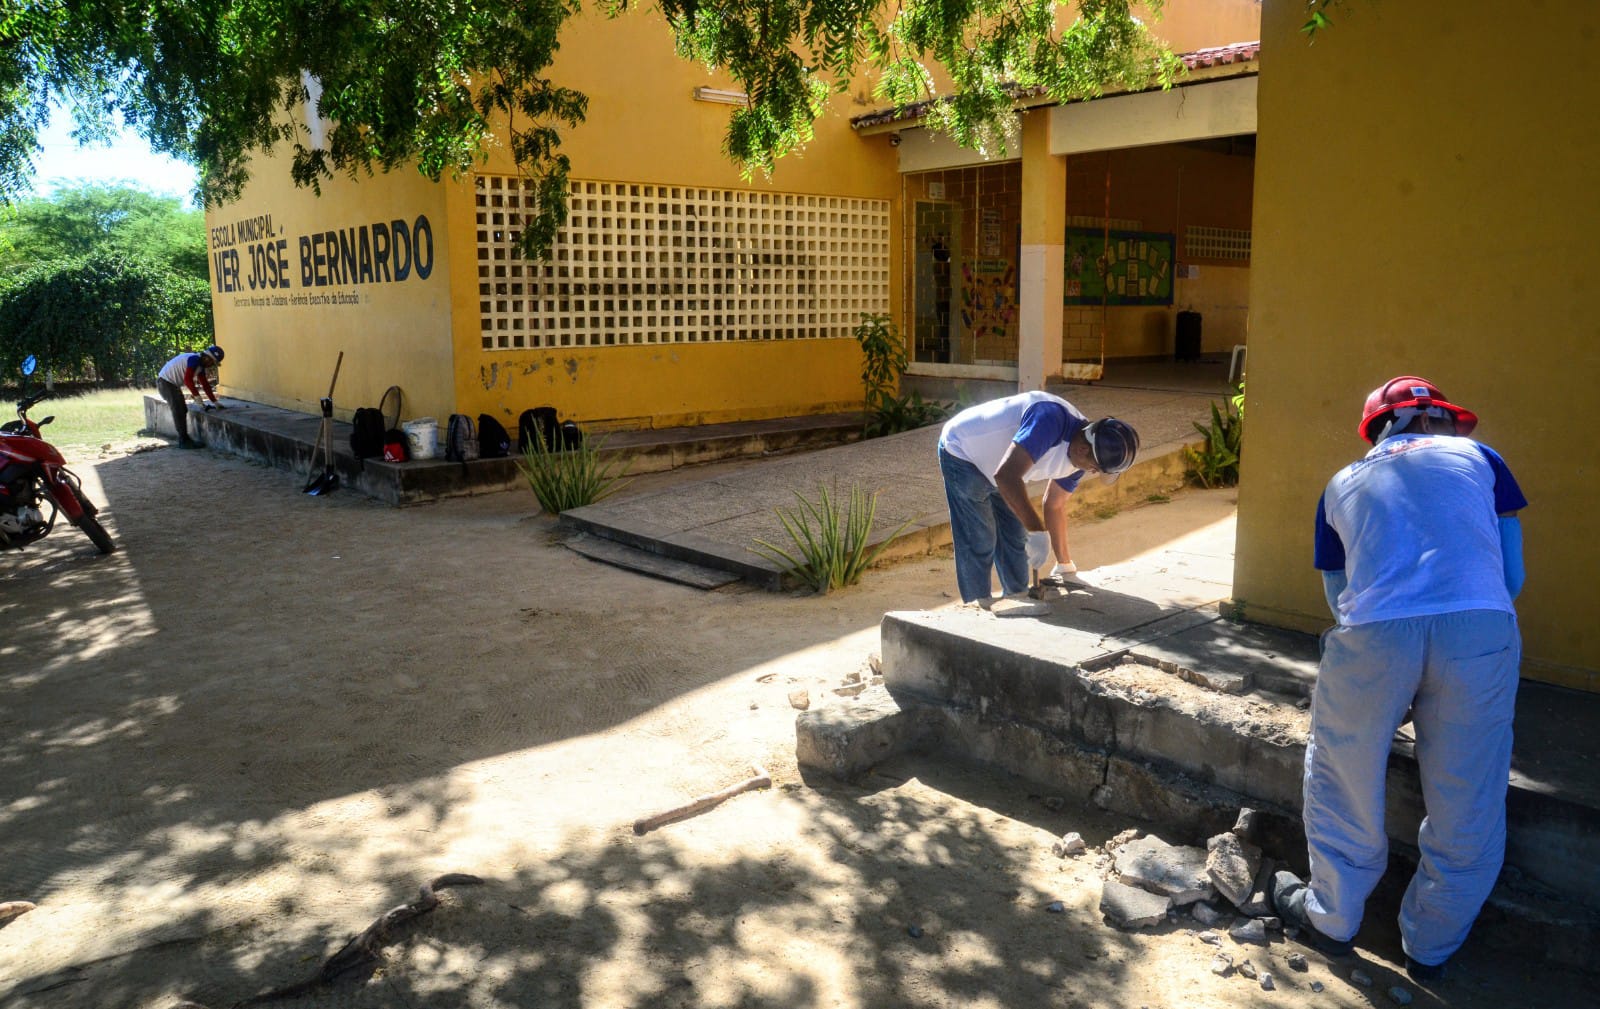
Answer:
[
  {"left": 66, "top": 486, "right": 115, "bottom": 554},
  {"left": 76, "top": 513, "right": 115, "bottom": 554}
]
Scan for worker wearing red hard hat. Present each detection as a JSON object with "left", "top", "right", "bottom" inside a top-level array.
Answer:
[{"left": 1272, "top": 376, "right": 1526, "bottom": 983}]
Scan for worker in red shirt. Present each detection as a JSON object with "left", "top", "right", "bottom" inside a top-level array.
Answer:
[{"left": 156, "top": 345, "right": 225, "bottom": 449}]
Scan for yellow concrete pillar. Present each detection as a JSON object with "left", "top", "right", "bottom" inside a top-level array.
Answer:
[{"left": 1018, "top": 111, "right": 1066, "bottom": 391}]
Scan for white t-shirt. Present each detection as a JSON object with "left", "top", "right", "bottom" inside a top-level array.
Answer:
[
  {"left": 1314, "top": 434, "right": 1527, "bottom": 626},
  {"left": 939, "top": 391, "right": 1088, "bottom": 491}
]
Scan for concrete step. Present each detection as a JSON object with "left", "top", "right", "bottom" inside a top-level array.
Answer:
[
  {"left": 564, "top": 533, "right": 742, "bottom": 589},
  {"left": 831, "top": 608, "right": 1600, "bottom": 971},
  {"left": 142, "top": 395, "right": 865, "bottom": 506}
]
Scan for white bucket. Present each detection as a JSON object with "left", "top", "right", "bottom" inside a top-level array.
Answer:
[{"left": 401, "top": 417, "right": 438, "bottom": 460}]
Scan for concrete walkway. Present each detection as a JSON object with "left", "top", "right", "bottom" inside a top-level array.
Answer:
[{"left": 561, "top": 361, "right": 1233, "bottom": 588}]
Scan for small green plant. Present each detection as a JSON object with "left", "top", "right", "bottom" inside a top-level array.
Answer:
[
  {"left": 751, "top": 482, "right": 912, "bottom": 593},
  {"left": 855, "top": 311, "right": 906, "bottom": 406},
  {"left": 854, "top": 311, "right": 952, "bottom": 437},
  {"left": 1145, "top": 493, "right": 1171, "bottom": 504},
  {"left": 864, "top": 389, "right": 949, "bottom": 438},
  {"left": 1184, "top": 381, "right": 1245, "bottom": 488},
  {"left": 516, "top": 433, "right": 632, "bottom": 513},
  {"left": 1095, "top": 505, "right": 1121, "bottom": 521}
]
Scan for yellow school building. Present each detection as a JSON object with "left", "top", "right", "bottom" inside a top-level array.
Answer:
[{"left": 207, "top": 0, "right": 1598, "bottom": 693}]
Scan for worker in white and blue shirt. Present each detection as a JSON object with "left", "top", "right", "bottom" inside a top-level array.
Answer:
[
  {"left": 937, "top": 391, "right": 1139, "bottom": 602},
  {"left": 156, "top": 346, "right": 225, "bottom": 449},
  {"left": 1271, "top": 376, "right": 1527, "bottom": 984}
]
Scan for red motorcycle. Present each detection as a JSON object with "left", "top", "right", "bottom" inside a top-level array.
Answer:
[{"left": 0, "top": 356, "right": 115, "bottom": 554}]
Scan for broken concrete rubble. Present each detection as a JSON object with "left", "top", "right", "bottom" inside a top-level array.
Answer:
[
  {"left": 1190, "top": 901, "right": 1226, "bottom": 926},
  {"left": 1052, "top": 832, "right": 1087, "bottom": 857},
  {"left": 1111, "top": 835, "right": 1216, "bottom": 907},
  {"left": 1233, "top": 857, "right": 1277, "bottom": 918},
  {"left": 1205, "top": 830, "right": 1263, "bottom": 907},
  {"left": 1098, "top": 879, "right": 1171, "bottom": 929}
]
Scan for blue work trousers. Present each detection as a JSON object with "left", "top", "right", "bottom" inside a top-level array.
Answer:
[
  {"left": 1303, "top": 609, "right": 1520, "bottom": 966},
  {"left": 939, "top": 442, "right": 1028, "bottom": 602}
]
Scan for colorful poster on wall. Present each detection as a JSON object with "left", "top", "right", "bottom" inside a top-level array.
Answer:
[
  {"left": 961, "top": 259, "right": 1017, "bottom": 343},
  {"left": 1063, "top": 227, "right": 1174, "bottom": 306}
]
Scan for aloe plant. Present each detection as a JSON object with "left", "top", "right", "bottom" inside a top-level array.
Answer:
[{"left": 752, "top": 482, "right": 911, "bottom": 593}]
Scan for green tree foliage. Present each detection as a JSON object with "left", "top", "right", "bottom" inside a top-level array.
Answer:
[
  {"left": 0, "top": 2, "right": 1173, "bottom": 257},
  {"left": 0, "top": 184, "right": 206, "bottom": 277},
  {"left": 0, "top": 251, "right": 214, "bottom": 383},
  {"left": 656, "top": 0, "right": 1180, "bottom": 176}
]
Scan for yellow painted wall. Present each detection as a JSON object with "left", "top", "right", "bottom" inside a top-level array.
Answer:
[
  {"left": 212, "top": 7, "right": 902, "bottom": 431},
  {"left": 445, "top": 7, "right": 904, "bottom": 429},
  {"left": 1237, "top": 0, "right": 1600, "bottom": 691},
  {"left": 207, "top": 149, "right": 454, "bottom": 422}
]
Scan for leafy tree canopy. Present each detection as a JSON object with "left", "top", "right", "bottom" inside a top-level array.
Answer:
[
  {"left": 0, "top": 183, "right": 206, "bottom": 278},
  {"left": 1, "top": 1, "right": 1177, "bottom": 257}
]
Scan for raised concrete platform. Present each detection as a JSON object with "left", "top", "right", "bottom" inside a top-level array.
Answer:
[
  {"left": 795, "top": 524, "right": 1600, "bottom": 972},
  {"left": 142, "top": 395, "right": 865, "bottom": 506}
]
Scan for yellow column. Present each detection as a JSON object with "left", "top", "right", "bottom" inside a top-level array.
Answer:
[{"left": 1018, "top": 110, "right": 1065, "bottom": 391}]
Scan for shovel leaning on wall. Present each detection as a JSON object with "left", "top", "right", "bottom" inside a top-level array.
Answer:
[{"left": 304, "top": 351, "right": 344, "bottom": 495}]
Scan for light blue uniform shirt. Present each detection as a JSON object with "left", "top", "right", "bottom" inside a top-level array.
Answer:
[{"left": 1314, "top": 434, "right": 1527, "bottom": 626}]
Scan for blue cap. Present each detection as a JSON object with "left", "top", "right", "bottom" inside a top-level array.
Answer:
[{"left": 203, "top": 345, "right": 224, "bottom": 363}]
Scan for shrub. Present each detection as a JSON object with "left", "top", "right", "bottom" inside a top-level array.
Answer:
[
  {"left": 516, "top": 433, "right": 632, "bottom": 513},
  {"left": 854, "top": 311, "right": 952, "bottom": 437},
  {"left": 751, "top": 482, "right": 911, "bottom": 593},
  {"left": 0, "top": 251, "right": 213, "bottom": 383},
  {"left": 1184, "top": 382, "right": 1245, "bottom": 488}
]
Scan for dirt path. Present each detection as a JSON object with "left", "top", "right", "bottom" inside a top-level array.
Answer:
[{"left": 0, "top": 443, "right": 1580, "bottom": 1007}]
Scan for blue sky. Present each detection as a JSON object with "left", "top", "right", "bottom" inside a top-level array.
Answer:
[{"left": 29, "top": 105, "right": 199, "bottom": 203}]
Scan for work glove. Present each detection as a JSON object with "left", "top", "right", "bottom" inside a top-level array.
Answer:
[
  {"left": 1049, "top": 561, "right": 1079, "bottom": 580},
  {"left": 1025, "top": 530, "right": 1051, "bottom": 570}
]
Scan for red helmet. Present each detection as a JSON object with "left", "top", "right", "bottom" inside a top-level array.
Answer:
[{"left": 1358, "top": 376, "right": 1478, "bottom": 443}]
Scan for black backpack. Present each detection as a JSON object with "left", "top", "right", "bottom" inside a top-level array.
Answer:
[
  {"left": 445, "top": 414, "right": 479, "bottom": 463},
  {"left": 518, "top": 406, "right": 559, "bottom": 453},
  {"left": 559, "top": 419, "right": 584, "bottom": 450},
  {"left": 350, "top": 407, "right": 386, "bottom": 458},
  {"left": 478, "top": 414, "right": 512, "bottom": 458}
]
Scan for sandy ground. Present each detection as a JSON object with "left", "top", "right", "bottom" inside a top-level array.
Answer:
[{"left": 0, "top": 440, "right": 1585, "bottom": 1008}]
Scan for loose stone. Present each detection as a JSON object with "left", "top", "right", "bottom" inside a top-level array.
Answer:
[
  {"left": 907, "top": 924, "right": 924, "bottom": 938},
  {"left": 1237, "top": 959, "right": 1258, "bottom": 980},
  {"left": 1388, "top": 986, "right": 1414, "bottom": 1005},
  {"left": 1046, "top": 901, "right": 1065, "bottom": 914},
  {"left": 1053, "top": 832, "right": 1087, "bottom": 857},
  {"left": 1197, "top": 930, "right": 1222, "bottom": 945},
  {"left": 1286, "top": 952, "right": 1309, "bottom": 972},
  {"left": 1311, "top": 981, "right": 1325, "bottom": 993},
  {"left": 1260, "top": 972, "right": 1276, "bottom": 991},
  {"left": 1191, "top": 901, "right": 1227, "bottom": 926},
  {"left": 1211, "top": 953, "right": 1233, "bottom": 976},
  {"left": 788, "top": 689, "right": 811, "bottom": 710},
  {"left": 1351, "top": 968, "right": 1374, "bottom": 987}
]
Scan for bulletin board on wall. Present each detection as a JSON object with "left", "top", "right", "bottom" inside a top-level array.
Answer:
[{"left": 1063, "top": 227, "right": 1175, "bottom": 306}]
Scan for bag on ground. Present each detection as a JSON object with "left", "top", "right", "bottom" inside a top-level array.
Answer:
[
  {"left": 518, "top": 406, "right": 560, "bottom": 453},
  {"left": 478, "top": 414, "right": 512, "bottom": 458},
  {"left": 382, "top": 428, "right": 410, "bottom": 463},
  {"left": 446, "top": 413, "right": 480, "bottom": 463},
  {"left": 351, "top": 407, "right": 386, "bottom": 458},
  {"left": 559, "top": 419, "right": 584, "bottom": 450}
]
